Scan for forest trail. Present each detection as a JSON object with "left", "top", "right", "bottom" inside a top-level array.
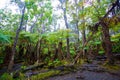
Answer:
[
  {"left": 47, "top": 61, "right": 120, "bottom": 80},
  {"left": 0, "top": 60, "right": 120, "bottom": 80}
]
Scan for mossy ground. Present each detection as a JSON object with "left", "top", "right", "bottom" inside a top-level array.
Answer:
[
  {"left": 102, "top": 63, "right": 120, "bottom": 74},
  {"left": 103, "top": 64, "right": 120, "bottom": 70},
  {"left": 30, "top": 70, "right": 60, "bottom": 80}
]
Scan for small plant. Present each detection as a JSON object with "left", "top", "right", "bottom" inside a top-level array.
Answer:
[
  {"left": 21, "top": 65, "right": 26, "bottom": 70},
  {"left": 48, "top": 61, "right": 53, "bottom": 67},
  {"left": 98, "top": 50, "right": 105, "bottom": 55},
  {"left": 0, "top": 73, "right": 13, "bottom": 80},
  {"left": 53, "top": 59, "right": 61, "bottom": 66},
  {"left": 19, "top": 72, "right": 25, "bottom": 80},
  {"left": 70, "top": 48, "right": 76, "bottom": 57}
]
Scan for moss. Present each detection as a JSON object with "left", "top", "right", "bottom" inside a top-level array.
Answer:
[
  {"left": 18, "top": 72, "right": 25, "bottom": 80},
  {"left": 47, "top": 60, "right": 70, "bottom": 68},
  {"left": 77, "top": 59, "right": 85, "bottom": 64},
  {"left": 103, "top": 64, "right": 120, "bottom": 71},
  {"left": 60, "top": 60, "right": 69, "bottom": 65},
  {"left": 30, "top": 70, "right": 60, "bottom": 80}
]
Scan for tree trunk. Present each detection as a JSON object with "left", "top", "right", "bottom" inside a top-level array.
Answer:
[
  {"left": 101, "top": 22, "right": 114, "bottom": 64},
  {"left": 58, "top": 42, "right": 65, "bottom": 60},
  {"left": 73, "top": 32, "right": 95, "bottom": 64},
  {"left": 82, "top": 28, "right": 86, "bottom": 58},
  {"left": 36, "top": 39, "right": 42, "bottom": 64},
  {"left": 63, "top": 8, "right": 71, "bottom": 59},
  {"left": 8, "top": 6, "right": 25, "bottom": 72},
  {"left": 74, "top": 0, "right": 80, "bottom": 42},
  {"left": 58, "top": 0, "right": 71, "bottom": 59},
  {"left": 81, "top": 4, "right": 86, "bottom": 59},
  {"left": 24, "top": 20, "right": 28, "bottom": 31},
  {"left": 76, "top": 20, "right": 80, "bottom": 42}
]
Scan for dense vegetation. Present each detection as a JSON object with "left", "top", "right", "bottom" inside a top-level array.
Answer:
[{"left": 0, "top": 0, "right": 120, "bottom": 80}]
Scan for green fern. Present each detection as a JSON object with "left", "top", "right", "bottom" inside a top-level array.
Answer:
[{"left": 0, "top": 33, "right": 10, "bottom": 44}]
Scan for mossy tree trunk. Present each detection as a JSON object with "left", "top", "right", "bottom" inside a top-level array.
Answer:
[
  {"left": 101, "top": 22, "right": 114, "bottom": 64},
  {"left": 58, "top": 42, "right": 65, "bottom": 60},
  {"left": 36, "top": 39, "right": 42, "bottom": 64}
]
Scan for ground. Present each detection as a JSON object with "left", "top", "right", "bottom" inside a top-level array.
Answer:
[
  {"left": 47, "top": 61, "right": 120, "bottom": 80},
  {"left": 0, "top": 60, "right": 120, "bottom": 80}
]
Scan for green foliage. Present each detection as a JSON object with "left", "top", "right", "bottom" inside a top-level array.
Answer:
[
  {"left": 0, "top": 57, "right": 4, "bottom": 64},
  {"left": 98, "top": 51, "right": 105, "bottom": 55},
  {"left": 70, "top": 48, "right": 76, "bottom": 57},
  {"left": 0, "top": 73, "right": 13, "bottom": 80},
  {"left": 94, "top": 41, "right": 101, "bottom": 45},
  {"left": 47, "top": 59, "right": 61, "bottom": 67},
  {"left": 21, "top": 65, "right": 27, "bottom": 70},
  {"left": 53, "top": 59, "right": 61, "bottom": 66},
  {"left": 111, "top": 38, "right": 119, "bottom": 42},
  {"left": 47, "top": 59, "right": 69, "bottom": 67},
  {"left": 111, "top": 33, "right": 120, "bottom": 40},
  {"left": 111, "top": 33, "right": 120, "bottom": 53},
  {"left": 0, "top": 33, "right": 11, "bottom": 44},
  {"left": 0, "top": 9, "right": 20, "bottom": 31},
  {"left": 40, "top": 29, "right": 74, "bottom": 46},
  {"left": 19, "top": 73, "right": 25, "bottom": 80},
  {"left": 43, "top": 48, "right": 48, "bottom": 54},
  {"left": 19, "top": 31, "right": 39, "bottom": 43},
  {"left": 112, "top": 41, "right": 120, "bottom": 53},
  {"left": 83, "top": 46, "right": 89, "bottom": 50}
]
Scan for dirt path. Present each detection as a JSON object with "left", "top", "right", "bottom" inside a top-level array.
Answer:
[{"left": 47, "top": 62, "right": 120, "bottom": 80}]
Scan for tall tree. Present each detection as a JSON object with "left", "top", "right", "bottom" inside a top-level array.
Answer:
[
  {"left": 59, "top": 0, "right": 71, "bottom": 59},
  {"left": 80, "top": 0, "right": 87, "bottom": 57},
  {"left": 74, "top": 0, "right": 80, "bottom": 42},
  {"left": 91, "top": 0, "right": 119, "bottom": 64},
  {"left": 100, "top": 0, "right": 119, "bottom": 64},
  {"left": 8, "top": 4, "right": 26, "bottom": 71}
]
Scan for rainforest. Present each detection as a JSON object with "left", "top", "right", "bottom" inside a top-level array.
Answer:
[{"left": 0, "top": 0, "right": 120, "bottom": 80}]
